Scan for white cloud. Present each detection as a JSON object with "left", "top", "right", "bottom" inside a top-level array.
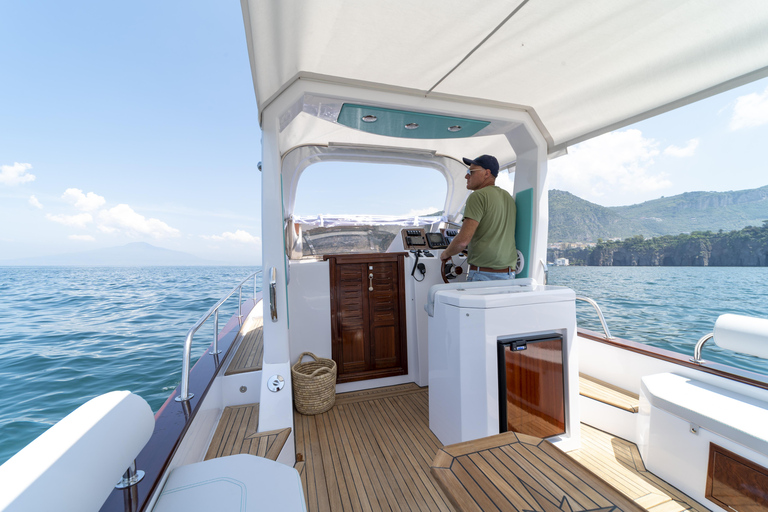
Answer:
[
  {"left": 204, "top": 229, "right": 260, "bottom": 244},
  {"left": 663, "top": 138, "right": 699, "bottom": 157},
  {"left": 97, "top": 204, "right": 180, "bottom": 239},
  {"left": 0, "top": 162, "right": 35, "bottom": 186},
  {"left": 69, "top": 235, "right": 95, "bottom": 241},
  {"left": 29, "top": 195, "right": 43, "bottom": 209},
  {"left": 46, "top": 213, "right": 93, "bottom": 228},
  {"left": 548, "top": 129, "right": 671, "bottom": 205},
  {"left": 62, "top": 188, "right": 106, "bottom": 211},
  {"left": 730, "top": 85, "right": 768, "bottom": 131}
]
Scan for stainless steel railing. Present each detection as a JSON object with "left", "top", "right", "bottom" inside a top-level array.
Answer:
[
  {"left": 575, "top": 296, "right": 613, "bottom": 340},
  {"left": 176, "top": 270, "right": 262, "bottom": 402}
]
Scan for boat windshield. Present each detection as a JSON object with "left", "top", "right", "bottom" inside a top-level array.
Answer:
[{"left": 292, "top": 161, "right": 447, "bottom": 258}]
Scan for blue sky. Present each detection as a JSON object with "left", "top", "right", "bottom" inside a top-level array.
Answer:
[{"left": 2, "top": 2, "right": 768, "bottom": 264}]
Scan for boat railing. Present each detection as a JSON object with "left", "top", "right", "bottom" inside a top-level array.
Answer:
[
  {"left": 176, "top": 270, "right": 262, "bottom": 402},
  {"left": 575, "top": 296, "right": 613, "bottom": 340}
]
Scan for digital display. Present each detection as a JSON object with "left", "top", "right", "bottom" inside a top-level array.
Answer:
[{"left": 426, "top": 232, "right": 447, "bottom": 248}]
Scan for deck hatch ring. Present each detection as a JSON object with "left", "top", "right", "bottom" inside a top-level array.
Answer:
[
  {"left": 268, "top": 374, "right": 285, "bottom": 392},
  {"left": 362, "top": 115, "right": 377, "bottom": 123}
]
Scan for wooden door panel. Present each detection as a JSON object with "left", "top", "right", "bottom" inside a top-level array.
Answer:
[
  {"left": 341, "top": 329, "right": 367, "bottom": 373},
  {"left": 327, "top": 253, "right": 407, "bottom": 383},
  {"left": 373, "top": 325, "right": 397, "bottom": 369}
]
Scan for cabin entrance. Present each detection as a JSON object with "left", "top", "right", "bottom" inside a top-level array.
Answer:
[{"left": 325, "top": 253, "right": 408, "bottom": 383}]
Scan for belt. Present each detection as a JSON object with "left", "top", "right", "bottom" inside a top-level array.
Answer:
[{"left": 469, "top": 264, "right": 513, "bottom": 273}]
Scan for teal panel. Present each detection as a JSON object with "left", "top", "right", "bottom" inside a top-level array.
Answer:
[
  {"left": 515, "top": 188, "right": 534, "bottom": 279},
  {"left": 337, "top": 104, "right": 490, "bottom": 139}
]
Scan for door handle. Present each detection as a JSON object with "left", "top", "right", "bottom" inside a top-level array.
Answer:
[
  {"left": 269, "top": 267, "right": 278, "bottom": 322},
  {"left": 368, "top": 273, "right": 373, "bottom": 292}
]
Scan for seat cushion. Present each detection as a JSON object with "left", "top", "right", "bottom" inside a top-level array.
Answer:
[{"left": 153, "top": 454, "right": 306, "bottom": 512}]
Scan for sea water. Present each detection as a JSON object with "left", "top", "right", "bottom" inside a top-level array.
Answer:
[
  {"left": 0, "top": 266, "right": 261, "bottom": 465},
  {"left": 1, "top": 265, "right": 767, "bottom": 465},
  {"left": 548, "top": 266, "right": 768, "bottom": 374}
]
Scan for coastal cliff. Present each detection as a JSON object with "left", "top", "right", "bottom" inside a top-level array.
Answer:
[{"left": 554, "top": 224, "right": 768, "bottom": 266}]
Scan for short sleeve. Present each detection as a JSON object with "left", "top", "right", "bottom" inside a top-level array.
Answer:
[{"left": 463, "top": 190, "right": 486, "bottom": 223}]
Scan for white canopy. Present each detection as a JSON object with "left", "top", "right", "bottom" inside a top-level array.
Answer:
[{"left": 242, "top": 0, "right": 768, "bottom": 153}]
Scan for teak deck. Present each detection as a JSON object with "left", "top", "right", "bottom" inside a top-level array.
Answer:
[
  {"left": 431, "top": 431, "right": 646, "bottom": 512},
  {"left": 225, "top": 315, "right": 263, "bottom": 375},
  {"left": 570, "top": 425, "right": 710, "bottom": 512},
  {"left": 294, "top": 383, "right": 454, "bottom": 512},
  {"left": 294, "top": 383, "right": 706, "bottom": 512},
  {"left": 204, "top": 403, "right": 290, "bottom": 461}
]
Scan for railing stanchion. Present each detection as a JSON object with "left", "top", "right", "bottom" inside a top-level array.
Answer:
[
  {"left": 575, "top": 296, "right": 613, "bottom": 340},
  {"left": 212, "top": 309, "right": 220, "bottom": 355},
  {"left": 176, "top": 270, "right": 261, "bottom": 401}
]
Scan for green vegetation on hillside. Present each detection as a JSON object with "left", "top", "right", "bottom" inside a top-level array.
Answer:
[
  {"left": 551, "top": 221, "right": 768, "bottom": 266},
  {"left": 549, "top": 186, "right": 768, "bottom": 243}
]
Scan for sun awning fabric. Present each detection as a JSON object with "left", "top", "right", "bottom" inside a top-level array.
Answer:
[{"left": 242, "top": 0, "right": 768, "bottom": 152}]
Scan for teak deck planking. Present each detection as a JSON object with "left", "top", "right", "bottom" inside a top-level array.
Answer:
[
  {"left": 225, "top": 315, "right": 264, "bottom": 376},
  {"left": 569, "top": 424, "right": 710, "bottom": 512},
  {"left": 295, "top": 383, "right": 707, "bottom": 512},
  {"left": 204, "top": 403, "right": 290, "bottom": 461},
  {"left": 431, "top": 431, "right": 648, "bottom": 512},
  {"left": 294, "top": 383, "right": 454, "bottom": 512}
]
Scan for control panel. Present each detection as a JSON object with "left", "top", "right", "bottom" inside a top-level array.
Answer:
[
  {"left": 402, "top": 228, "right": 450, "bottom": 250},
  {"left": 442, "top": 228, "right": 459, "bottom": 245},
  {"left": 402, "top": 228, "right": 427, "bottom": 250}
]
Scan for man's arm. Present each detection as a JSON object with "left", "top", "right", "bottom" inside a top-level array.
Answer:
[{"left": 440, "top": 218, "right": 479, "bottom": 261}]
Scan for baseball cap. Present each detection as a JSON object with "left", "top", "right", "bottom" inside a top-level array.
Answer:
[{"left": 462, "top": 155, "right": 499, "bottom": 177}]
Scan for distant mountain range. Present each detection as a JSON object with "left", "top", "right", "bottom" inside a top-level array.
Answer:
[
  {"left": 1, "top": 242, "right": 219, "bottom": 266},
  {"left": 549, "top": 185, "right": 768, "bottom": 243}
]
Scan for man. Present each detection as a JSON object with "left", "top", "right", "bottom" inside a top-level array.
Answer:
[{"left": 440, "top": 154, "right": 517, "bottom": 281}]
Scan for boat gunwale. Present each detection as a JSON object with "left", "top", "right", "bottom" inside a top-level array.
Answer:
[
  {"left": 98, "top": 296, "right": 260, "bottom": 512},
  {"left": 579, "top": 328, "right": 768, "bottom": 391}
]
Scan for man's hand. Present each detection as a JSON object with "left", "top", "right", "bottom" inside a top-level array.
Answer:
[{"left": 440, "top": 218, "right": 478, "bottom": 261}]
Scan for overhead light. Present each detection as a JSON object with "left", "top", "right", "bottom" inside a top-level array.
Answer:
[
  {"left": 405, "top": 123, "right": 419, "bottom": 130},
  {"left": 448, "top": 125, "right": 462, "bottom": 132},
  {"left": 361, "top": 115, "right": 378, "bottom": 123}
]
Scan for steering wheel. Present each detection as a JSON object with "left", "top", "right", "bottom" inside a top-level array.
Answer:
[{"left": 440, "top": 256, "right": 464, "bottom": 284}]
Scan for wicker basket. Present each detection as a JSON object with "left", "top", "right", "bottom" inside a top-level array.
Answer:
[{"left": 292, "top": 352, "right": 337, "bottom": 415}]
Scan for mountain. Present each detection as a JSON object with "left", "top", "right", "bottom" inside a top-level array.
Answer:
[
  {"left": 549, "top": 185, "right": 768, "bottom": 243},
  {"left": 0, "top": 242, "right": 219, "bottom": 266}
]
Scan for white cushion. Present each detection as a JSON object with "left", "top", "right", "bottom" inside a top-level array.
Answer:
[
  {"left": 153, "top": 454, "right": 306, "bottom": 512},
  {"left": 714, "top": 313, "right": 768, "bottom": 359},
  {"left": 0, "top": 391, "right": 154, "bottom": 512},
  {"left": 642, "top": 373, "right": 768, "bottom": 454}
]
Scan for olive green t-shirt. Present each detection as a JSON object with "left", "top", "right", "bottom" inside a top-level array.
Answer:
[{"left": 463, "top": 186, "right": 517, "bottom": 269}]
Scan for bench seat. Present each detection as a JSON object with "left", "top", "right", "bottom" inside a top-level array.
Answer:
[
  {"left": 579, "top": 373, "right": 639, "bottom": 413},
  {"left": 153, "top": 454, "right": 306, "bottom": 511},
  {"left": 641, "top": 372, "right": 768, "bottom": 455}
]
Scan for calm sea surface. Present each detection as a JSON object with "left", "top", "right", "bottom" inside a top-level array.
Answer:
[
  {"left": 0, "top": 266, "right": 261, "bottom": 465},
  {"left": 1, "top": 265, "right": 767, "bottom": 465}
]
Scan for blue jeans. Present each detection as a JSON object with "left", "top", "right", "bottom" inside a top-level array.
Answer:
[{"left": 467, "top": 269, "right": 515, "bottom": 281}]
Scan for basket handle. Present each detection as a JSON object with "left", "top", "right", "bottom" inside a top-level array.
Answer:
[
  {"left": 297, "top": 352, "right": 319, "bottom": 364},
  {"left": 308, "top": 366, "right": 333, "bottom": 377}
]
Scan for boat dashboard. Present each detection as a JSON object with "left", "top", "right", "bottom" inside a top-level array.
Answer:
[{"left": 400, "top": 227, "right": 459, "bottom": 251}]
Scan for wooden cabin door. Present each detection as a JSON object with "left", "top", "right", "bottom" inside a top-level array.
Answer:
[{"left": 326, "top": 253, "right": 408, "bottom": 383}]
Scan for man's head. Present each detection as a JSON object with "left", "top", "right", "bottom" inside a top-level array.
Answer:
[{"left": 462, "top": 154, "right": 499, "bottom": 190}]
